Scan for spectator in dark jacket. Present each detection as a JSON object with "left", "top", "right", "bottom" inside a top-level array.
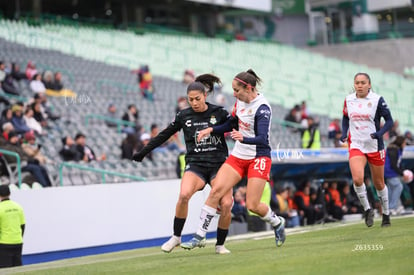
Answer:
[
  {"left": 59, "top": 135, "right": 82, "bottom": 161},
  {"left": 384, "top": 136, "right": 408, "bottom": 215},
  {"left": 1, "top": 131, "right": 52, "bottom": 187}
]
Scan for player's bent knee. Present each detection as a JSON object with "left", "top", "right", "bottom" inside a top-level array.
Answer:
[{"left": 177, "top": 193, "right": 192, "bottom": 204}]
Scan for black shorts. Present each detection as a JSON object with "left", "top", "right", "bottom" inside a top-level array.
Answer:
[
  {"left": 185, "top": 163, "right": 221, "bottom": 186},
  {"left": 0, "top": 243, "right": 23, "bottom": 268}
]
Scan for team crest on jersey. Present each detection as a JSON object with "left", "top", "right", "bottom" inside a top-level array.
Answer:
[
  {"left": 248, "top": 109, "right": 253, "bottom": 115},
  {"left": 210, "top": 116, "right": 217, "bottom": 124},
  {"left": 367, "top": 102, "right": 372, "bottom": 108}
]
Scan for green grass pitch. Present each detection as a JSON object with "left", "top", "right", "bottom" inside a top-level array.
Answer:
[{"left": 6, "top": 216, "right": 414, "bottom": 275}]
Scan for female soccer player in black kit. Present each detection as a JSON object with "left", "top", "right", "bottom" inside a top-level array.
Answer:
[{"left": 132, "top": 74, "right": 234, "bottom": 254}]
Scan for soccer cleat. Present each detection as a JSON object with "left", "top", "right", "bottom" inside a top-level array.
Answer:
[
  {"left": 180, "top": 235, "right": 206, "bottom": 250},
  {"left": 215, "top": 245, "right": 231, "bottom": 254},
  {"left": 273, "top": 216, "right": 286, "bottom": 247},
  {"left": 364, "top": 209, "right": 374, "bottom": 227},
  {"left": 161, "top": 236, "right": 181, "bottom": 253},
  {"left": 381, "top": 214, "right": 391, "bottom": 227}
]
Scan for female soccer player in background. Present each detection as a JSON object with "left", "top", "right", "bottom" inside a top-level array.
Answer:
[
  {"left": 341, "top": 72, "right": 394, "bottom": 227},
  {"left": 132, "top": 74, "right": 234, "bottom": 254},
  {"left": 181, "top": 69, "right": 286, "bottom": 250}
]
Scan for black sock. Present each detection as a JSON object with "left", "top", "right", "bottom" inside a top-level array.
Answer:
[
  {"left": 173, "top": 217, "right": 186, "bottom": 237},
  {"left": 216, "top": 227, "right": 229, "bottom": 246}
]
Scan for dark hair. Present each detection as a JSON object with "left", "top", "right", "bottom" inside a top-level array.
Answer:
[
  {"left": 0, "top": 185, "right": 11, "bottom": 197},
  {"left": 391, "top": 135, "right": 406, "bottom": 148},
  {"left": 354, "top": 72, "right": 371, "bottom": 84},
  {"left": 186, "top": 73, "right": 221, "bottom": 94},
  {"left": 234, "top": 69, "right": 262, "bottom": 88}
]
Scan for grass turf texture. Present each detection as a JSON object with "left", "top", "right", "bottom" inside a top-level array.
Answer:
[{"left": 5, "top": 216, "right": 414, "bottom": 275}]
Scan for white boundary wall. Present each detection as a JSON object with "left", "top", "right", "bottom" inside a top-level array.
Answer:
[{"left": 12, "top": 179, "right": 217, "bottom": 255}]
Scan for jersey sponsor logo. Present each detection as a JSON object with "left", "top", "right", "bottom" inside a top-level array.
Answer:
[
  {"left": 260, "top": 109, "right": 271, "bottom": 119},
  {"left": 350, "top": 112, "right": 370, "bottom": 121},
  {"left": 210, "top": 116, "right": 217, "bottom": 125},
  {"left": 185, "top": 120, "right": 192, "bottom": 127},
  {"left": 240, "top": 108, "right": 245, "bottom": 114},
  {"left": 238, "top": 120, "right": 251, "bottom": 131},
  {"left": 194, "top": 130, "right": 223, "bottom": 151}
]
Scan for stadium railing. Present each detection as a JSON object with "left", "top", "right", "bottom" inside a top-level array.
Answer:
[
  {"left": 84, "top": 114, "right": 136, "bottom": 133},
  {"left": 58, "top": 162, "right": 146, "bottom": 186},
  {"left": 0, "top": 149, "right": 24, "bottom": 188}
]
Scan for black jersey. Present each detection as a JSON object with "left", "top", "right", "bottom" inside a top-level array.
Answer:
[{"left": 140, "top": 103, "right": 230, "bottom": 167}]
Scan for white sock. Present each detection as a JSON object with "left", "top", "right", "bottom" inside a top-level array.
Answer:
[
  {"left": 196, "top": 205, "right": 217, "bottom": 238},
  {"left": 354, "top": 184, "right": 371, "bottom": 211},
  {"left": 377, "top": 186, "right": 390, "bottom": 215},
  {"left": 261, "top": 206, "right": 281, "bottom": 228}
]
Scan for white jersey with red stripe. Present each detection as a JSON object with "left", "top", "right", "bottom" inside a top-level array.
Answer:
[
  {"left": 231, "top": 93, "right": 272, "bottom": 160},
  {"left": 343, "top": 91, "right": 388, "bottom": 153}
]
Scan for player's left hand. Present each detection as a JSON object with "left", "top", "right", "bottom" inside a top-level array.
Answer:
[
  {"left": 132, "top": 152, "right": 145, "bottom": 162},
  {"left": 230, "top": 129, "right": 243, "bottom": 141},
  {"left": 370, "top": 132, "right": 379, "bottom": 139}
]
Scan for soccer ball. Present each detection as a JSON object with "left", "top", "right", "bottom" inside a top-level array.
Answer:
[{"left": 402, "top": 169, "right": 413, "bottom": 183}]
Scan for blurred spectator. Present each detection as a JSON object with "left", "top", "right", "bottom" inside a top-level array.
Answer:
[
  {"left": 75, "top": 132, "right": 106, "bottom": 162},
  {"left": 121, "top": 133, "right": 140, "bottom": 160},
  {"left": 121, "top": 104, "right": 140, "bottom": 134},
  {"left": 1, "top": 131, "right": 52, "bottom": 187},
  {"left": 42, "top": 70, "right": 54, "bottom": 90},
  {"left": 284, "top": 105, "right": 301, "bottom": 131},
  {"left": 1, "top": 75, "right": 21, "bottom": 96},
  {"left": 300, "top": 100, "right": 309, "bottom": 120},
  {"left": 0, "top": 108, "right": 13, "bottom": 130},
  {"left": 51, "top": 72, "right": 64, "bottom": 91},
  {"left": 324, "top": 182, "right": 345, "bottom": 221},
  {"left": 31, "top": 99, "right": 48, "bottom": 128},
  {"left": 106, "top": 103, "right": 118, "bottom": 128},
  {"left": 30, "top": 74, "right": 46, "bottom": 94},
  {"left": 132, "top": 65, "right": 154, "bottom": 101},
  {"left": 25, "top": 61, "right": 37, "bottom": 80},
  {"left": 0, "top": 61, "right": 6, "bottom": 82},
  {"left": 21, "top": 131, "right": 49, "bottom": 165},
  {"left": 293, "top": 180, "right": 320, "bottom": 225},
  {"left": 59, "top": 135, "right": 82, "bottom": 161},
  {"left": 405, "top": 131, "right": 414, "bottom": 146},
  {"left": 150, "top": 123, "right": 182, "bottom": 153},
  {"left": 11, "top": 104, "right": 30, "bottom": 135},
  {"left": 328, "top": 118, "right": 344, "bottom": 147},
  {"left": 340, "top": 183, "right": 362, "bottom": 214},
  {"left": 388, "top": 120, "right": 400, "bottom": 139},
  {"left": 231, "top": 186, "right": 247, "bottom": 222},
  {"left": 384, "top": 136, "right": 407, "bottom": 215},
  {"left": 271, "top": 186, "right": 300, "bottom": 228},
  {"left": 301, "top": 116, "right": 320, "bottom": 149},
  {"left": 2, "top": 122, "right": 14, "bottom": 141},
  {"left": 11, "top": 62, "right": 27, "bottom": 81},
  {"left": 175, "top": 96, "right": 189, "bottom": 113},
  {"left": 182, "top": 69, "right": 195, "bottom": 84},
  {"left": 23, "top": 108, "right": 44, "bottom": 135}
]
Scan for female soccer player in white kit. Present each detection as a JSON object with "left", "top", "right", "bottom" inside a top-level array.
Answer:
[
  {"left": 341, "top": 72, "right": 394, "bottom": 227},
  {"left": 181, "top": 69, "right": 286, "bottom": 250}
]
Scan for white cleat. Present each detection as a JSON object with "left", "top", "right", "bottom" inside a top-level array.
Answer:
[
  {"left": 215, "top": 245, "right": 231, "bottom": 254},
  {"left": 161, "top": 236, "right": 181, "bottom": 253}
]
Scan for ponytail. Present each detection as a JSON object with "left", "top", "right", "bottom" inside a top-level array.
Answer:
[
  {"left": 187, "top": 73, "right": 221, "bottom": 94},
  {"left": 234, "top": 69, "right": 262, "bottom": 88}
]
